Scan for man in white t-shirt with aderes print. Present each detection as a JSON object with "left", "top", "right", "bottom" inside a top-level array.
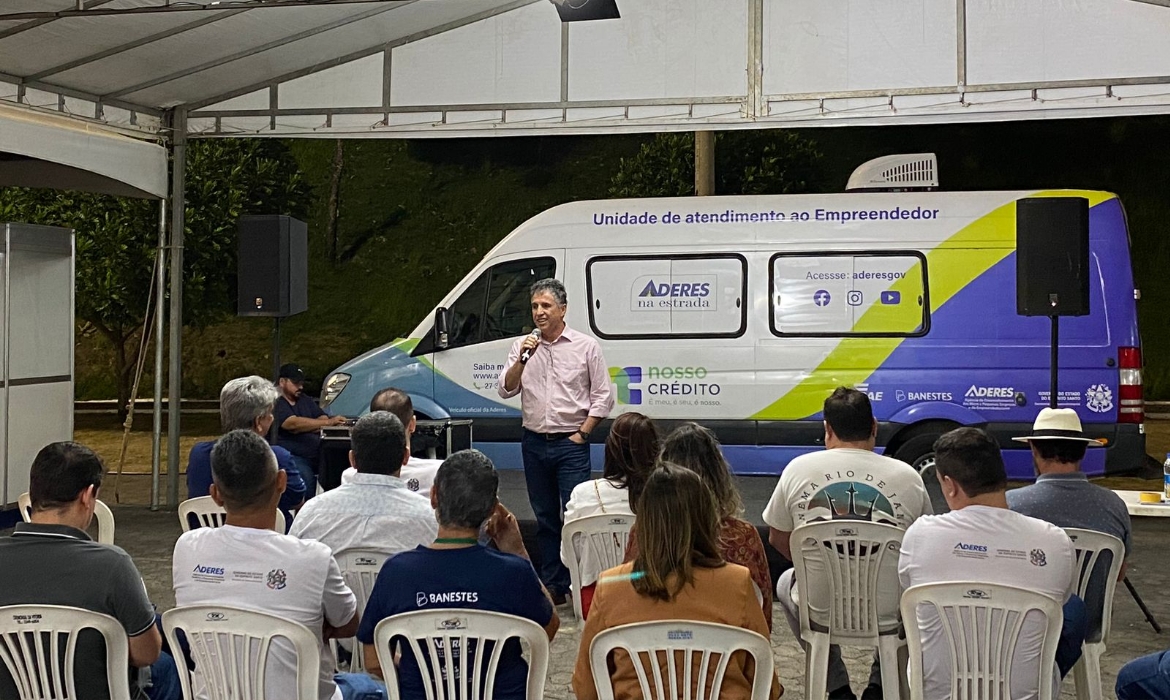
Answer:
[
  {"left": 763, "top": 386, "right": 933, "bottom": 700},
  {"left": 172, "top": 430, "right": 371, "bottom": 700},
  {"left": 899, "top": 427, "right": 1087, "bottom": 700}
]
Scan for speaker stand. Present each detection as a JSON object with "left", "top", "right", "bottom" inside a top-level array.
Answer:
[
  {"left": 1049, "top": 314, "right": 1059, "bottom": 409},
  {"left": 271, "top": 320, "right": 280, "bottom": 383}
]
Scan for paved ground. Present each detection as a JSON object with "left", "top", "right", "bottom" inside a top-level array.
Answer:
[{"left": 54, "top": 500, "right": 1168, "bottom": 700}]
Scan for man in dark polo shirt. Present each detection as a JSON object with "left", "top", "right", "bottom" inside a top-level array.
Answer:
[
  {"left": 0, "top": 442, "right": 180, "bottom": 700},
  {"left": 273, "top": 363, "right": 347, "bottom": 498}
]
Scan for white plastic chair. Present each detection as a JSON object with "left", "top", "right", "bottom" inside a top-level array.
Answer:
[
  {"left": 330, "top": 548, "right": 390, "bottom": 673},
  {"left": 588, "top": 619, "right": 775, "bottom": 700},
  {"left": 0, "top": 604, "right": 132, "bottom": 700},
  {"left": 562, "top": 512, "right": 635, "bottom": 619},
  {"left": 177, "top": 495, "right": 285, "bottom": 533},
  {"left": 372, "top": 609, "right": 550, "bottom": 700},
  {"left": 789, "top": 520, "right": 906, "bottom": 700},
  {"left": 1063, "top": 528, "right": 1124, "bottom": 700},
  {"left": 18, "top": 491, "right": 115, "bottom": 544},
  {"left": 162, "top": 604, "right": 320, "bottom": 700},
  {"left": 900, "top": 582, "right": 1064, "bottom": 700}
]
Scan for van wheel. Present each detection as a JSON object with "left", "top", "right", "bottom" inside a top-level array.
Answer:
[{"left": 890, "top": 424, "right": 957, "bottom": 514}]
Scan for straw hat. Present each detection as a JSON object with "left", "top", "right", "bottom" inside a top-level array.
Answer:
[{"left": 1011, "top": 407, "right": 1103, "bottom": 446}]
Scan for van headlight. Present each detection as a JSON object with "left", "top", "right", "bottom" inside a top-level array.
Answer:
[{"left": 321, "top": 373, "right": 350, "bottom": 407}]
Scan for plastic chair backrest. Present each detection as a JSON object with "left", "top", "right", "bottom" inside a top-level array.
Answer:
[
  {"left": 177, "top": 496, "right": 285, "bottom": 533},
  {"left": 18, "top": 492, "right": 115, "bottom": 544},
  {"left": 588, "top": 620, "right": 774, "bottom": 700},
  {"left": 372, "top": 609, "right": 550, "bottom": 700},
  {"left": 17, "top": 492, "right": 31, "bottom": 522},
  {"left": 162, "top": 604, "right": 320, "bottom": 700},
  {"left": 790, "top": 520, "right": 905, "bottom": 641},
  {"left": 330, "top": 548, "right": 390, "bottom": 673},
  {"left": 901, "top": 582, "right": 1063, "bottom": 700},
  {"left": 0, "top": 604, "right": 132, "bottom": 700},
  {"left": 562, "top": 512, "right": 635, "bottom": 619},
  {"left": 1063, "top": 528, "right": 1124, "bottom": 645}
]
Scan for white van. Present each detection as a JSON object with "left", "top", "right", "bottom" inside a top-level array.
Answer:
[{"left": 320, "top": 158, "right": 1144, "bottom": 479}]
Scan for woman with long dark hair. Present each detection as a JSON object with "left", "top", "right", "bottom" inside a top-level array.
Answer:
[
  {"left": 624, "top": 422, "right": 774, "bottom": 629},
  {"left": 561, "top": 411, "right": 659, "bottom": 617},
  {"left": 572, "top": 464, "right": 782, "bottom": 700}
]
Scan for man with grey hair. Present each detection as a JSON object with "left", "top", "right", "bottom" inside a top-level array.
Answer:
[
  {"left": 357, "top": 449, "right": 558, "bottom": 698},
  {"left": 186, "top": 375, "right": 305, "bottom": 525},
  {"left": 498, "top": 277, "right": 614, "bottom": 604},
  {"left": 291, "top": 411, "right": 437, "bottom": 557}
]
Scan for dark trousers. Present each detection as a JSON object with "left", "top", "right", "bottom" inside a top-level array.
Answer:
[
  {"left": 289, "top": 454, "right": 317, "bottom": 501},
  {"left": 1057, "top": 595, "right": 1088, "bottom": 678},
  {"left": 521, "top": 429, "right": 591, "bottom": 595},
  {"left": 1117, "top": 649, "right": 1170, "bottom": 700}
]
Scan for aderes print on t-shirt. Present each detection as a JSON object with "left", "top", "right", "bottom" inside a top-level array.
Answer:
[{"left": 762, "top": 448, "right": 932, "bottom": 533}]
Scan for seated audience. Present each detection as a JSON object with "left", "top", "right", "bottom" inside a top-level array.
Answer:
[
  {"left": 1117, "top": 649, "right": 1170, "bottom": 699},
  {"left": 172, "top": 430, "right": 372, "bottom": 700},
  {"left": 1007, "top": 407, "right": 1131, "bottom": 637},
  {"left": 290, "top": 411, "right": 437, "bottom": 556},
  {"left": 186, "top": 375, "right": 305, "bottom": 525},
  {"left": 763, "top": 386, "right": 932, "bottom": 700},
  {"left": 899, "top": 427, "right": 1086, "bottom": 700},
  {"left": 572, "top": 464, "right": 782, "bottom": 700},
  {"left": 357, "top": 450, "right": 558, "bottom": 700},
  {"left": 624, "top": 422, "right": 773, "bottom": 629},
  {"left": 340, "top": 387, "right": 442, "bottom": 497},
  {"left": 560, "top": 411, "right": 659, "bottom": 617},
  {"left": 0, "top": 442, "right": 180, "bottom": 700}
]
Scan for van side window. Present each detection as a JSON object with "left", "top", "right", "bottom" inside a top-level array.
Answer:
[
  {"left": 446, "top": 257, "right": 557, "bottom": 349},
  {"left": 587, "top": 254, "right": 747, "bottom": 339},
  {"left": 770, "top": 252, "right": 929, "bottom": 336}
]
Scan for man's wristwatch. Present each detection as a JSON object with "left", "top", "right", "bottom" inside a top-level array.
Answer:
[{"left": 576, "top": 429, "right": 590, "bottom": 441}]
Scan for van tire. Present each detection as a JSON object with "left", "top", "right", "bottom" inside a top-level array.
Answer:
[{"left": 889, "top": 423, "right": 958, "bottom": 514}]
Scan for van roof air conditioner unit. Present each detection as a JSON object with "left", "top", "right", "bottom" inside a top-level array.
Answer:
[{"left": 846, "top": 153, "right": 938, "bottom": 192}]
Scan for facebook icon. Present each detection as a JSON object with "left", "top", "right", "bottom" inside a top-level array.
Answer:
[
  {"left": 881, "top": 291, "right": 901, "bottom": 305},
  {"left": 813, "top": 290, "right": 831, "bottom": 307}
]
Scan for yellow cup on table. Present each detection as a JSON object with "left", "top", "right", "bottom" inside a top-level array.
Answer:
[{"left": 1139, "top": 492, "right": 1163, "bottom": 504}]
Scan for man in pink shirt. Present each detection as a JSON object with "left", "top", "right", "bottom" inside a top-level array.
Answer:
[{"left": 498, "top": 277, "right": 614, "bottom": 602}]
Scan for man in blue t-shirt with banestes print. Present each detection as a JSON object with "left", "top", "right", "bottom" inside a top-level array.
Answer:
[{"left": 358, "top": 449, "right": 559, "bottom": 698}]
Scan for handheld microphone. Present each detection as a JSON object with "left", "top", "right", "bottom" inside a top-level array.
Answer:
[{"left": 520, "top": 328, "right": 541, "bottom": 363}]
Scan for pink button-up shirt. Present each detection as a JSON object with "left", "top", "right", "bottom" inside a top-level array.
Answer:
[{"left": 497, "top": 326, "right": 615, "bottom": 433}]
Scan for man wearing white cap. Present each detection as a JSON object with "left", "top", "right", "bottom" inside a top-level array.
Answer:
[{"left": 1007, "top": 407, "right": 1132, "bottom": 647}]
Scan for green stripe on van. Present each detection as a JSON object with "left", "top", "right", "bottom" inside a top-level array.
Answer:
[{"left": 750, "top": 191, "right": 1116, "bottom": 421}]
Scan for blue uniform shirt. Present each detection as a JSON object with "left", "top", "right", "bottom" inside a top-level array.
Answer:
[
  {"left": 357, "top": 545, "right": 553, "bottom": 700},
  {"left": 186, "top": 440, "right": 306, "bottom": 527},
  {"left": 273, "top": 394, "right": 326, "bottom": 462}
]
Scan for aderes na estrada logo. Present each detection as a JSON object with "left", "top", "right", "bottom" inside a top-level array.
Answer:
[{"left": 609, "top": 366, "right": 642, "bottom": 405}]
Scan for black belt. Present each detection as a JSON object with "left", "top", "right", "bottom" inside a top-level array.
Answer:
[{"left": 528, "top": 429, "right": 576, "bottom": 441}]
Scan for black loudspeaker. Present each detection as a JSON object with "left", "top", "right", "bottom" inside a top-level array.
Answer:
[
  {"left": 1016, "top": 197, "right": 1090, "bottom": 317},
  {"left": 553, "top": 0, "right": 620, "bottom": 22},
  {"left": 237, "top": 215, "right": 308, "bottom": 317}
]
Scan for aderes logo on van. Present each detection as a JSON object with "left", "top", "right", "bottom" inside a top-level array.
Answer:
[{"left": 632, "top": 275, "right": 715, "bottom": 310}]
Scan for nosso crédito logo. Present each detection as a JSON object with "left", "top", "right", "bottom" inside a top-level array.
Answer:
[{"left": 609, "top": 365, "right": 720, "bottom": 405}]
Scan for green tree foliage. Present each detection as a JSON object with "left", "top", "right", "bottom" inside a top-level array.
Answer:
[
  {"left": 0, "top": 139, "right": 311, "bottom": 414},
  {"left": 609, "top": 130, "right": 823, "bottom": 198}
]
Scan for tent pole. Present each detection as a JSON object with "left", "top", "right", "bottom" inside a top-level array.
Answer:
[
  {"left": 151, "top": 197, "right": 166, "bottom": 511},
  {"left": 167, "top": 108, "right": 186, "bottom": 508}
]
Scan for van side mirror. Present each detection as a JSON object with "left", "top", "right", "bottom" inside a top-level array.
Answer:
[{"left": 435, "top": 307, "right": 451, "bottom": 350}]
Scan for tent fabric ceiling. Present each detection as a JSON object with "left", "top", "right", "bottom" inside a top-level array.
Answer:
[{"left": 0, "top": 0, "right": 1168, "bottom": 141}]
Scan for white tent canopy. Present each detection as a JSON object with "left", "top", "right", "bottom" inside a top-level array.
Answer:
[
  {"left": 0, "top": 0, "right": 1168, "bottom": 140},
  {"left": 0, "top": 0, "right": 1168, "bottom": 507}
]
